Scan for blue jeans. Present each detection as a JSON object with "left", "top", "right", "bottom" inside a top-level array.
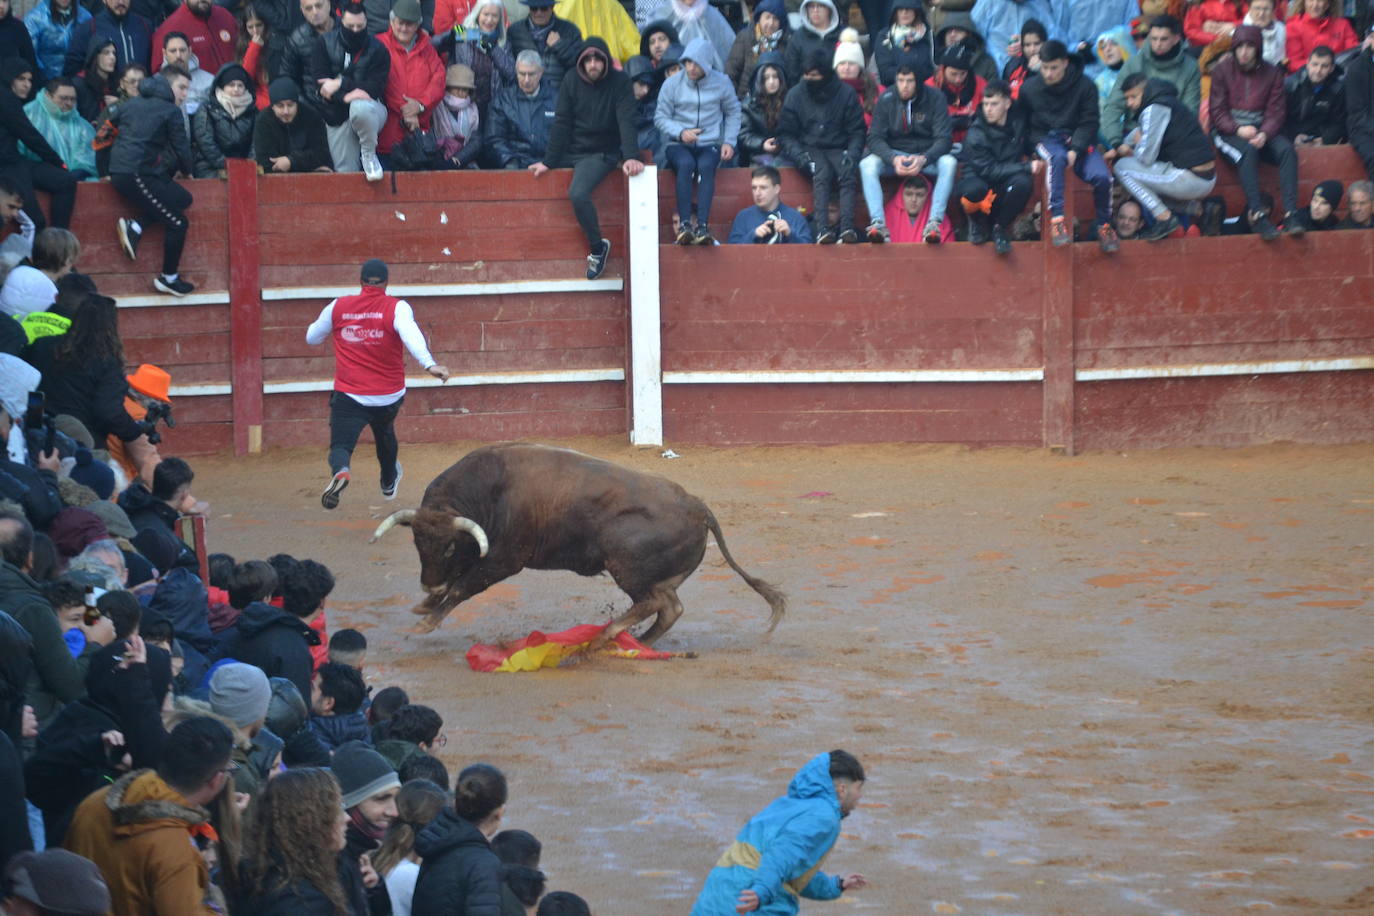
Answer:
[
  {"left": 860, "top": 152, "right": 957, "bottom": 226},
  {"left": 665, "top": 143, "right": 723, "bottom": 226},
  {"left": 1035, "top": 133, "right": 1112, "bottom": 224}
]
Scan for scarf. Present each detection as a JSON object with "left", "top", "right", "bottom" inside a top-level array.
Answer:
[
  {"left": 432, "top": 93, "right": 478, "bottom": 158},
  {"left": 529, "top": 16, "right": 556, "bottom": 45},
  {"left": 753, "top": 24, "right": 782, "bottom": 55},
  {"left": 215, "top": 87, "right": 253, "bottom": 118},
  {"left": 671, "top": 0, "right": 706, "bottom": 25},
  {"left": 348, "top": 806, "right": 385, "bottom": 842},
  {"left": 887, "top": 23, "right": 925, "bottom": 49}
]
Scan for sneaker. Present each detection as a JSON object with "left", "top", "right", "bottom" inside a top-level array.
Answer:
[
  {"left": 1097, "top": 222, "right": 1120, "bottom": 253},
  {"left": 154, "top": 274, "right": 195, "bottom": 297},
  {"left": 586, "top": 238, "right": 611, "bottom": 280},
  {"left": 321, "top": 469, "right": 350, "bottom": 510},
  {"left": 676, "top": 221, "right": 695, "bottom": 245},
  {"left": 992, "top": 225, "right": 1011, "bottom": 255},
  {"left": 1049, "top": 215, "right": 1071, "bottom": 247},
  {"left": 865, "top": 220, "right": 889, "bottom": 243},
  {"left": 923, "top": 221, "right": 942, "bottom": 244},
  {"left": 815, "top": 228, "right": 837, "bottom": 244},
  {"left": 838, "top": 227, "right": 859, "bottom": 244},
  {"left": 382, "top": 462, "right": 403, "bottom": 500},
  {"left": 1282, "top": 211, "right": 1306, "bottom": 236},
  {"left": 1251, "top": 212, "right": 1279, "bottom": 241},
  {"left": 362, "top": 150, "right": 383, "bottom": 182},
  {"left": 968, "top": 214, "right": 989, "bottom": 246},
  {"left": 1139, "top": 213, "right": 1180, "bottom": 242},
  {"left": 694, "top": 223, "right": 715, "bottom": 245},
  {"left": 117, "top": 218, "right": 140, "bottom": 260}
]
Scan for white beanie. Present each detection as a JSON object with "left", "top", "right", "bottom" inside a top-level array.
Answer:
[{"left": 833, "top": 28, "right": 865, "bottom": 71}]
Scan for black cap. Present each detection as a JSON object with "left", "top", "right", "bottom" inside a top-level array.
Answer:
[
  {"left": 361, "top": 258, "right": 388, "bottom": 285},
  {"left": 268, "top": 76, "right": 299, "bottom": 104}
]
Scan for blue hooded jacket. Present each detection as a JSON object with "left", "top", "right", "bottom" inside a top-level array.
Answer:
[
  {"left": 24, "top": 0, "right": 91, "bottom": 81},
  {"left": 971, "top": 0, "right": 1063, "bottom": 74},
  {"left": 655, "top": 36, "right": 741, "bottom": 149},
  {"left": 690, "top": 752, "right": 847, "bottom": 915}
]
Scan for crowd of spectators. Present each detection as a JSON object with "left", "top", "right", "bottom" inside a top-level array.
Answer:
[
  {"left": 0, "top": 0, "right": 1366, "bottom": 283},
  {"left": 0, "top": 275, "right": 592, "bottom": 912}
]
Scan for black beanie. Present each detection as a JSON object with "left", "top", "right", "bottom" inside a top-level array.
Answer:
[
  {"left": 1313, "top": 179, "right": 1343, "bottom": 210},
  {"left": 268, "top": 76, "right": 299, "bottom": 104}
]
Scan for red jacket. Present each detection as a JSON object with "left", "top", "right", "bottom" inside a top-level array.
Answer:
[
  {"left": 1285, "top": 13, "right": 1357, "bottom": 72},
  {"left": 376, "top": 27, "right": 445, "bottom": 154},
  {"left": 1184, "top": 0, "right": 1245, "bottom": 47},
  {"left": 1208, "top": 53, "right": 1286, "bottom": 138},
  {"left": 152, "top": 3, "right": 239, "bottom": 76}
]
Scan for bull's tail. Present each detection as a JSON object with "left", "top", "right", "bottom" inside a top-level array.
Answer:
[{"left": 704, "top": 507, "right": 786, "bottom": 634}]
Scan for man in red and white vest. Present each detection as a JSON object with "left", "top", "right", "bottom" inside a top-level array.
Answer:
[{"left": 305, "top": 258, "right": 449, "bottom": 509}]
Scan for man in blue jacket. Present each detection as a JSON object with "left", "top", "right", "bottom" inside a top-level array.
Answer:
[
  {"left": 691, "top": 750, "right": 868, "bottom": 915},
  {"left": 61, "top": 0, "right": 151, "bottom": 78},
  {"left": 727, "top": 165, "right": 812, "bottom": 243},
  {"left": 487, "top": 49, "right": 555, "bottom": 168}
]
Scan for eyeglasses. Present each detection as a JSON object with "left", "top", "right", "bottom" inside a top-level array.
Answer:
[
  {"left": 53, "top": 94, "right": 77, "bottom": 103},
  {"left": 433, "top": 733, "right": 448, "bottom": 748}
]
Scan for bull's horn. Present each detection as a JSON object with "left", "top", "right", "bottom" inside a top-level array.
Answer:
[
  {"left": 453, "top": 516, "right": 489, "bottom": 557},
  {"left": 370, "top": 509, "right": 417, "bottom": 543}
]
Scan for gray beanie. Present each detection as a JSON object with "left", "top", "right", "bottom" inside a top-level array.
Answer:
[
  {"left": 209, "top": 663, "right": 272, "bottom": 728},
  {"left": 333, "top": 740, "right": 400, "bottom": 810}
]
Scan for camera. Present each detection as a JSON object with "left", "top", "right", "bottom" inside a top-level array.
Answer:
[
  {"left": 23, "top": 391, "right": 55, "bottom": 455},
  {"left": 139, "top": 400, "right": 176, "bottom": 446}
]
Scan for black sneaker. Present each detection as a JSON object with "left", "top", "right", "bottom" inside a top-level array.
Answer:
[
  {"left": 1281, "top": 211, "right": 1306, "bottom": 236},
  {"left": 693, "top": 223, "right": 715, "bottom": 245},
  {"left": 865, "top": 220, "right": 888, "bottom": 243},
  {"left": 321, "top": 469, "right": 350, "bottom": 509},
  {"left": 675, "top": 222, "right": 694, "bottom": 245},
  {"left": 586, "top": 238, "right": 611, "bottom": 280},
  {"left": 838, "top": 227, "right": 859, "bottom": 244},
  {"left": 815, "top": 228, "right": 837, "bottom": 244},
  {"left": 382, "top": 461, "right": 402, "bottom": 500},
  {"left": 992, "top": 225, "right": 1011, "bottom": 255},
  {"left": 1139, "top": 213, "right": 1180, "bottom": 242},
  {"left": 154, "top": 274, "right": 195, "bottom": 297},
  {"left": 1251, "top": 213, "right": 1279, "bottom": 241},
  {"left": 117, "top": 218, "right": 140, "bottom": 260},
  {"left": 968, "top": 214, "right": 989, "bottom": 246}
]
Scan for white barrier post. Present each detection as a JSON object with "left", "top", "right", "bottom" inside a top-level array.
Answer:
[{"left": 627, "top": 165, "right": 663, "bottom": 447}]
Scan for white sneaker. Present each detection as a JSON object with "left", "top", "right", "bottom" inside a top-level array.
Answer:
[
  {"left": 382, "top": 461, "right": 402, "bottom": 500},
  {"left": 362, "top": 151, "right": 383, "bottom": 182}
]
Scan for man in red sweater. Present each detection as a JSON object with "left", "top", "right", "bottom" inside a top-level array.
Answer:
[
  {"left": 152, "top": 0, "right": 238, "bottom": 77},
  {"left": 305, "top": 258, "right": 450, "bottom": 510}
]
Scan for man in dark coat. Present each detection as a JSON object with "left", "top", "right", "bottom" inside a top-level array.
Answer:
[
  {"left": 959, "top": 78, "right": 1038, "bottom": 253},
  {"left": 777, "top": 48, "right": 865, "bottom": 243},
  {"left": 333, "top": 741, "right": 398, "bottom": 916},
  {"left": 0, "top": 56, "right": 76, "bottom": 230},
  {"left": 1283, "top": 44, "right": 1346, "bottom": 146},
  {"left": 62, "top": 0, "right": 152, "bottom": 77},
  {"left": 217, "top": 558, "right": 332, "bottom": 704},
  {"left": 307, "top": 1, "right": 389, "bottom": 177},
  {"left": 860, "top": 63, "right": 955, "bottom": 243},
  {"left": 507, "top": 0, "right": 581, "bottom": 96},
  {"left": 253, "top": 76, "right": 331, "bottom": 172},
  {"left": 486, "top": 48, "right": 555, "bottom": 168},
  {"left": 528, "top": 36, "right": 641, "bottom": 281},
  {"left": 1347, "top": 25, "right": 1374, "bottom": 180}
]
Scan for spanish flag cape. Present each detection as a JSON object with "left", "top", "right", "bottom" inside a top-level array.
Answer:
[{"left": 466, "top": 622, "right": 675, "bottom": 672}]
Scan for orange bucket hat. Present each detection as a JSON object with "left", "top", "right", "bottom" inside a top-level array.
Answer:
[{"left": 126, "top": 364, "right": 171, "bottom": 402}]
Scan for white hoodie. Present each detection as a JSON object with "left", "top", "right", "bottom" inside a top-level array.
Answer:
[{"left": 1242, "top": 11, "right": 1286, "bottom": 67}]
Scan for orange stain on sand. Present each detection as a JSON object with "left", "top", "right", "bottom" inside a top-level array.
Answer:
[{"left": 1086, "top": 569, "right": 1181, "bottom": 588}]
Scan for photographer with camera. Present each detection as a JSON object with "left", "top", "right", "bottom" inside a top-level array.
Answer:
[
  {"left": 727, "top": 165, "right": 813, "bottom": 243},
  {"left": 0, "top": 352, "right": 62, "bottom": 531},
  {"left": 106, "top": 363, "right": 176, "bottom": 489}
]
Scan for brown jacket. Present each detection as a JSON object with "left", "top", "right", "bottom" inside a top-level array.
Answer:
[{"left": 64, "top": 770, "right": 222, "bottom": 916}]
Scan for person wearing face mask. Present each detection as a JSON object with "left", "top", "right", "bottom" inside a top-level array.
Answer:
[
  {"left": 777, "top": 47, "right": 864, "bottom": 244},
  {"left": 189, "top": 61, "right": 255, "bottom": 176},
  {"left": 432, "top": 63, "right": 482, "bottom": 167},
  {"left": 307, "top": 1, "right": 390, "bottom": 179},
  {"left": 436, "top": 0, "right": 514, "bottom": 131}
]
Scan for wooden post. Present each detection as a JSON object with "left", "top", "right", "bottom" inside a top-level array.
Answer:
[
  {"left": 626, "top": 166, "right": 663, "bottom": 447},
  {"left": 227, "top": 159, "right": 263, "bottom": 456},
  {"left": 1041, "top": 188, "right": 1075, "bottom": 455}
]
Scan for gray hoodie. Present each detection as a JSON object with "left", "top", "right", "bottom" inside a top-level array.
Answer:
[{"left": 654, "top": 36, "right": 742, "bottom": 148}]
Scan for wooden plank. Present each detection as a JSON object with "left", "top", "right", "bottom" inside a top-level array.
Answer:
[
  {"left": 255, "top": 168, "right": 628, "bottom": 205},
  {"left": 228, "top": 159, "right": 263, "bottom": 456}
]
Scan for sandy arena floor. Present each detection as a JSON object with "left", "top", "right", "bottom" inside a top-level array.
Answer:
[{"left": 193, "top": 438, "right": 1374, "bottom": 915}]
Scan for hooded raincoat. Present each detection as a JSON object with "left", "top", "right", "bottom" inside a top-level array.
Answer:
[
  {"left": 643, "top": 0, "right": 734, "bottom": 78},
  {"left": 21, "top": 86, "right": 96, "bottom": 176},
  {"left": 690, "top": 752, "right": 850, "bottom": 916}
]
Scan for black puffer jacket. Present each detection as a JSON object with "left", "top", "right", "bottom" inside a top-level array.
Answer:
[
  {"left": 506, "top": 14, "right": 581, "bottom": 94},
  {"left": 107, "top": 74, "right": 192, "bottom": 176},
  {"left": 25, "top": 336, "right": 143, "bottom": 443},
  {"left": 0, "top": 75, "right": 61, "bottom": 168},
  {"left": 737, "top": 54, "right": 788, "bottom": 159},
  {"left": 411, "top": 809, "right": 503, "bottom": 916},
  {"left": 777, "top": 59, "right": 865, "bottom": 163},
  {"left": 117, "top": 480, "right": 180, "bottom": 534},
  {"left": 542, "top": 38, "right": 638, "bottom": 166},
  {"left": 485, "top": 79, "right": 555, "bottom": 167},
  {"left": 866, "top": 81, "right": 951, "bottom": 162},
  {"left": 963, "top": 107, "right": 1031, "bottom": 182},
  {"left": 1018, "top": 62, "right": 1100, "bottom": 154},
  {"left": 306, "top": 28, "right": 389, "bottom": 126},
  {"left": 279, "top": 20, "right": 325, "bottom": 87},
  {"left": 216, "top": 600, "right": 318, "bottom": 706},
  {"left": 191, "top": 62, "right": 258, "bottom": 177},
  {"left": 237, "top": 857, "right": 370, "bottom": 916}
]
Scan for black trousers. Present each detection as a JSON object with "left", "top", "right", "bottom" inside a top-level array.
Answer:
[
  {"left": 328, "top": 391, "right": 403, "bottom": 485},
  {"left": 960, "top": 171, "right": 1035, "bottom": 229},
  {"left": 811, "top": 148, "right": 857, "bottom": 233},
  {"left": 2, "top": 159, "right": 77, "bottom": 230},
  {"left": 567, "top": 152, "right": 618, "bottom": 249},
  {"left": 110, "top": 173, "right": 193, "bottom": 275}
]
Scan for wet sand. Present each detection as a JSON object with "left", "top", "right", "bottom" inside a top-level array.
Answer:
[{"left": 195, "top": 438, "right": 1374, "bottom": 914}]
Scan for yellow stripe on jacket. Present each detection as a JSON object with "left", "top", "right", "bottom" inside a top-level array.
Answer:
[{"left": 713, "top": 841, "right": 834, "bottom": 898}]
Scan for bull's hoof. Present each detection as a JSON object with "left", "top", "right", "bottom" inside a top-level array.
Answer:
[{"left": 413, "top": 614, "right": 443, "bottom": 634}]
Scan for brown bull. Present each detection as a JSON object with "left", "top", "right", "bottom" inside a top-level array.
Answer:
[{"left": 370, "top": 443, "right": 786, "bottom": 644}]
